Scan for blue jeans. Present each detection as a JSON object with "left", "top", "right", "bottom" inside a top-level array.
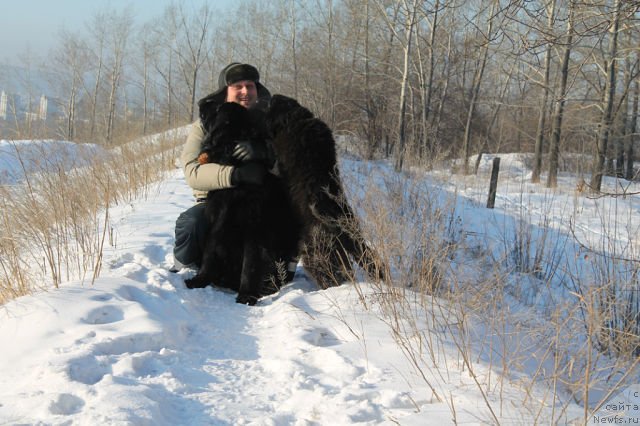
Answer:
[{"left": 173, "top": 203, "right": 209, "bottom": 268}]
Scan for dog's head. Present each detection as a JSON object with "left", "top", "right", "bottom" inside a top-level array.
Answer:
[
  {"left": 212, "top": 102, "right": 249, "bottom": 134},
  {"left": 206, "top": 103, "right": 250, "bottom": 146},
  {"left": 266, "top": 95, "right": 314, "bottom": 136},
  {"left": 199, "top": 102, "right": 252, "bottom": 164}
]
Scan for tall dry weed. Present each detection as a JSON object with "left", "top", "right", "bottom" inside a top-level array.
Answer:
[
  {"left": 0, "top": 131, "right": 182, "bottom": 304},
  {"left": 341, "top": 159, "right": 640, "bottom": 424}
]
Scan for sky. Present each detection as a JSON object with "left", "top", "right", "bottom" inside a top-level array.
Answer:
[{"left": 0, "top": 0, "right": 235, "bottom": 65}]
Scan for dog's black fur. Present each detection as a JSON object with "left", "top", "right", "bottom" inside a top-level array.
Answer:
[
  {"left": 265, "top": 94, "right": 385, "bottom": 288},
  {"left": 185, "top": 102, "right": 300, "bottom": 305}
]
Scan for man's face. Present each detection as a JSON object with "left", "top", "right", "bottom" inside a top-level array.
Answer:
[{"left": 226, "top": 80, "right": 258, "bottom": 108}]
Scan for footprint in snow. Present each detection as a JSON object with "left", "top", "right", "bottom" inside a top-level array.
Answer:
[
  {"left": 82, "top": 305, "right": 124, "bottom": 325},
  {"left": 302, "top": 327, "right": 340, "bottom": 347},
  {"left": 67, "top": 354, "right": 111, "bottom": 385},
  {"left": 48, "top": 393, "right": 85, "bottom": 415},
  {"left": 88, "top": 293, "right": 113, "bottom": 302}
]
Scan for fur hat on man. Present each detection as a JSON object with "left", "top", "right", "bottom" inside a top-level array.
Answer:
[{"left": 198, "top": 63, "right": 271, "bottom": 120}]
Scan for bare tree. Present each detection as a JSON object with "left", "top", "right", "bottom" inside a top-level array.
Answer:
[
  {"left": 104, "top": 8, "right": 134, "bottom": 145},
  {"left": 532, "top": 0, "right": 557, "bottom": 183},
  {"left": 173, "top": 3, "right": 213, "bottom": 122},
  {"left": 415, "top": 0, "right": 443, "bottom": 160},
  {"left": 590, "top": 0, "right": 623, "bottom": 192},
  {"left": 627, "top": 73, "right": 639, "bottom": 180},
  {"left": 351, "top": 0, "right": 393, "bottom": 160},
  {"left": 51, "top": 30, "right": 89, "bottom": 141},
  {"left": 85, "top": 11, "right": 107, "bottom": 140},
  {"left": 380, "top": 0, "right": 420, "bottom": 171},
  {"left": 474, "top": 60, "right": 517, "bottom": 174},
  {"left": 547, "top": 0, "right": 575, "bottom": 188},
  {"left": 147, "top": 3, "right": 212, "bottom": 125},
  {"left": 14, "top": 49, "right": 42, "bottom": 139},
  {"left": 289, "top": 0, "right": 300, "bottom": 99},
  {"left": 615, "top": 35, "right": 634, "bottom": 178},
  {"left": 131, "top": 23, "right": 156, "bottom": 136},
  {"left": 461, "top": 0, "right": 498, "bottom": 175},
  {"left": 148, "top": 7, "right": 179, "bottom": 128},
  {"left": 431, "top": 20, "right": 454, "bottom": 154}
]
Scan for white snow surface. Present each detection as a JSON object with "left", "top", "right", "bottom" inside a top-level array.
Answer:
[
  {"left": 3, "top": 141, "right": 638, "bottom": 424},
  {"left": 0, "top": 167, "right": 465, "bottom": 425},
  {"left": 0, "top": 139, "right": 104, "bottom": 184}
]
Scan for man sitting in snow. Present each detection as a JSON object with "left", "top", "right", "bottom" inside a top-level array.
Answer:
[{"left": 171, "top": 62, "right": 297, "bottom": 284}]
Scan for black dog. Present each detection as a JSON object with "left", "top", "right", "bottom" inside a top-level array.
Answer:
[
  {"left": 185, "top": 102, "right": 300, "bottom": 305},
  {"left": 265, "top": 94, "right": 385, "bottom": 288}
]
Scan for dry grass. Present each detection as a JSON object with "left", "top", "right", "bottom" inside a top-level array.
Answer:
[
  {"left": 0, "top": 130, "right": 183, "bottom": 304},
  {"left": 334, "top": 160, "right": 640, "bottom": 424},
  {"left": 3, "top": 127, "right": 639, "bottom": 423}
]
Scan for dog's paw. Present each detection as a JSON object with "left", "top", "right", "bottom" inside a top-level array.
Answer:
[
  {"left": 185, "top": 278, "right": 207, "bottom": 289},
  {"left": 236, "top": 293, "right": 259, "bottom": 306}
]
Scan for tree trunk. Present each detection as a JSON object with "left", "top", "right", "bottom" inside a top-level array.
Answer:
[
  {"left": 90, "top": 47, "right": 104, "bottom": 140},
  {"left": 432, "top": 29, "right": 452, "bottom": 149},
  {"left": 627, "top": 78, "right": 639, "bottom": 180},
  {"left": 461, "top": 0, "right": 496, "bottom": 175},
  {"left": 616, "top": 67, "right": 630, "bottom": 178},
  {"left": 547, "top": 0, "right": 574, "bottom": 188},
  {"left": 290, "top": 0, "right": 299, "bottom": 99},
  {"left": 590, "top": 0, "right": 623, "bottom": 193},
  {"left": 66, "top": 88, "right": 76, "bottom": 140},
  {"left": 394, "top": 0, "right": 419, "bottom": 172},
  {"left": 142, "top": 50, "right": 149, "bottom": 136},
  {"left": 532, "top": 0, "right": 556, "bottom": 183},
  {"left": 167, "top": 55, "right": 173, "bottom": 127},
  {"left": 474, "top": 61, "right": 516, "bottom": 174},
  {"left": 417, "top": 0, "right": 440, "bottom": 159}
]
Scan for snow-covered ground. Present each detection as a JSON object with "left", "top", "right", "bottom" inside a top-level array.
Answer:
[
  {"left": 1, "top": 139, "right": 639, "bottom": 424},
  {"left": 0, "top": 139, "right": 104, "bottom": 185}
]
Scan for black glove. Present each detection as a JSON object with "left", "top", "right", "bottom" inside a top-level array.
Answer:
[
  {"left": 232, "top": 141, "right": 275, "bottom": 168},
  {"left": 231, "top": 162, "right": 267, "bottom": 186}
]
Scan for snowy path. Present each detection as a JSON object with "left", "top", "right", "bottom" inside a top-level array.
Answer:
[
  {"left": 0, "top": 170, "right": 434, "bottom": 425},
  {"left": 0, "top": 166, "right": 586, "bottom": 425}
]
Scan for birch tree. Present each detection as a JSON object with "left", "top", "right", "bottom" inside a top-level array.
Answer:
[
  {"left": 590, "top": 0, "right": 623, "bottom": 192},
  {"left": 104, "top": 8, "right": 134, "bottom": 145},
  {"left": 85, "top": 12, "right": 107, "bottom": 140},
  {"left": 415, "top": 0, "right": 442, "bottom": 159},
  {"left": 173, "top": 3, "right": 213, "bottom": 122},
  {"left": 531, "top": 0, "right": 557, "bottom": 183},
  {"left": 547, "top": 0, "right": 575, "bottom": 188},
  {"left": 627, "top": 76, "right": 639, "bottom": 180},
  {"left": 51, "top": 30, "right": 89, "bottom": 141},
  {"left": 461, "top": 0, "right": 498, "bottom": 175},
  {"left": 393, "top": 0, "right": 420, "bottom": 171}
]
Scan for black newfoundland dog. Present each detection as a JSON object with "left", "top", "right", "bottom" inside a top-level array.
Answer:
[
  {"left": 184, "top": 102, "right": 300, "bottom": 305},
  {"left": 265, "top": 94, "right": 385, "bottom": 288}
]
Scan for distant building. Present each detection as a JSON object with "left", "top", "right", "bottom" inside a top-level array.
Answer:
[
  {"left": 39, "top": 95, "right": 47, "bottom": 121},
  {"left": 0, "top": 91, "right": 6, "bottom": 120},
  {"left": 0, "top": 90, "right": 59, "bottom": 123}
]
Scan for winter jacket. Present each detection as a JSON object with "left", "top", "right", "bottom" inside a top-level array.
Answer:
[
  {"left": 181, "top": 120, "right": 234, "bottom": 200},
  {"left": 181, "top": 63, "right": 271, "bottom": 200}
]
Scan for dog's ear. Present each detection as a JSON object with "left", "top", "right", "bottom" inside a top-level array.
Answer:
[
  {"left": 295, "top": 104, "right": 314, "bottom": 121},
  {"left": 266, "top": 95, "right": 294, "bottom": 135},
  {"left": 269, "top": 95, "right": 313, "bottom": 120}
]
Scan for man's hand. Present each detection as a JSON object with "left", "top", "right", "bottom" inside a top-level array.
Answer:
[
  {"left": 197, "top": 152, "right": 210, "bottom": 164},
  {"left": 231, "top": 162, "right": 267, "bottom": 186},
  {"left": 232, "top": 141, "right": 274, "bottom": 167}
]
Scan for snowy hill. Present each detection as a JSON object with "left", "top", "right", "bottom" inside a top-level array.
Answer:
[
  {"left": 0, "top": 169, "right": 520, "bottom": 425},
  {"left": 1, "top": 139, "right": 639, "bottom": 424}
]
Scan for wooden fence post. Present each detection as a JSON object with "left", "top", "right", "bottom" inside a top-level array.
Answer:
[{"left": 487, "top": 157, "right": 500, "bottom": 209}]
